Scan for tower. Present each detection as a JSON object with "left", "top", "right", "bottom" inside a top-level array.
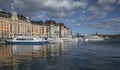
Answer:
[{"left": 11, "top": 6, "right": 18, "bottom": 21}]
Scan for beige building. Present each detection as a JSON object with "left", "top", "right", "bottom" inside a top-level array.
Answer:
[
  {"left": 59, "top": 23, "right": 72, "bottom": 38},
  {"left": 0, "top": 9, "right": 71, "bottom": 39},
  {"left": 45, "top": 20, "right": 60, "bottom": 38},
  {"left": 0, "top": 10, "right": 47, "bottom": 39},
  {"left": 31, "top": 21, "right": 47, "bottom": 37}
]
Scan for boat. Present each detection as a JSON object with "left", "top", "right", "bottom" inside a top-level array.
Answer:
[
  {"left": 85, "top": 35, "right": 104, "bottom": 41},
  {"left": 6, "top": 36, "right": 45, "bottom": 45},
  {"left": 85, "top": 38, "right": 104, "bottom": 41},
  {"left": 61, "top": 38, "right": 73, "bottom": 42},
  {"left": 41, "top": 38, "right": 49, "bottom": 44},
  {"left": 48, "top": 38, "right": 57, "bottom": 44}
]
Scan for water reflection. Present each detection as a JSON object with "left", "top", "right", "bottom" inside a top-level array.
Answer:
[
  {"left": 1, "top": 40, "right": 120, "bottom": 70},
  {"left": 0, "top": 42, "right": 73, "bottom": 70}
]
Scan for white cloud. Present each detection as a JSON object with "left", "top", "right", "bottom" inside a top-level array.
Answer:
[
  {"left": 65, "top": 19, "right": 81, "bottom": 27},
  {"left": 88, "top": 0, "right": 117, "bottom": 19},
  {"left": 82, "top": 17, "right": 120, "bottom": 31},
  {"left": 97, "top": 18, "right": 120, "bottom": 30},
  {"left": 79, "top": 15, "right": 90, "bottom": 20},
  {"left": 75, "top": 23, "right": 81, "bottom": 26},
  {"left": 118, "top": 0, "right": 120, "bottom": 4},
  {"left": 66, "top": 19, "right": 76, "bottom": 23},
  {"left": 12, "top": 0, "right": 87, "bottom": 18}
]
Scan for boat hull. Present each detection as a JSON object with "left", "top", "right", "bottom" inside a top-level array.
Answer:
[
  {"left": 43, "top": 41, "right": 49, "bottom": 44},
  {"left": 7, "top": 41, "right": 44, "bottom": 45}
]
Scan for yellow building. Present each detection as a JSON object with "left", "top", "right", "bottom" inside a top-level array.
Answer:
[
  {"left": 0, "top": 11, "right": 12, "bottom": 38},
  {"left": 31, "top": 21, "right": 47, "bottom": 37},
  {"left": 0, "top": 10, "right": 47, "bottom": 39}
]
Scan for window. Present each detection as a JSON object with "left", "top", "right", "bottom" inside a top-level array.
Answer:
[
  {"left": 16, "top": 38, "right": 26, "bottom": 40},
  {"left": 16, "top": 38, "right": 34, "bottom": 40}
]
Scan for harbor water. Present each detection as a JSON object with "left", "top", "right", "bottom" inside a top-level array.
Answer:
[{"left": 0, "top": 39, "right": 120, "bottom": 70}]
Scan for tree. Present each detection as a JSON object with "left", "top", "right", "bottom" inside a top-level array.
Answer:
[{"left": 76, "top": 32, "right": 80, "bottom": 38}]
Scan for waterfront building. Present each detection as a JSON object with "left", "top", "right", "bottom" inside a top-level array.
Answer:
[
  {"left": 67, "top": 28, "right": 72, "bottom": 38},
  {"left": 0, "top": 8, "right": 72, "bottom": 39},
  {"left": 45, "top": 20, "right": 60, "bottom": 38},
  {"left": 0, "top": 11, "right": 12, "bottom": 39},
  {"left": 0, "top": 10, "right": 47, "bottom": 39},
  {"left": 59, "top": 23, "right": 72, "bottom": 38},
  {"left": 59, "top": 23, "right": 66, "bottom": 38},
  {"left": 31, "top": 21, "right": 47, "bottom": 37},
  {"left": 0, "top": 10, "right": 32, "bottom": 39}
]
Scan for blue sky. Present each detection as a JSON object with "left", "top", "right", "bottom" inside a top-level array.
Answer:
[{"left": 0, "top": 0, "right": 120, "bottom": 35}]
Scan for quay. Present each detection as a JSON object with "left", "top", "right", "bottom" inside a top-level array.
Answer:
[{"left": 0, "top": 39, "right": 6, "bottom": 44}]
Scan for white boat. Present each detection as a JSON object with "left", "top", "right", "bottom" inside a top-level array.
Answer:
[
  {"left": 85, "top": 35, "right": 104, "bottom": 41},
  {"left": 41, "top": 38, "right": 49, "bottom": 44},
  {"left": 7, "top": 36, "right": 45, "bottom": 45},
  {"left": 85, "top": 38, "right": 104, "bottom": 41},
  {"left": 48, "top": 38, "right": 57, "bottom": 43},
  {"left": 61, "top": 38, "right": 73, "bottom": 42},
  {"left": 71, "top": 38, "right": 79, "bottom": 41}
]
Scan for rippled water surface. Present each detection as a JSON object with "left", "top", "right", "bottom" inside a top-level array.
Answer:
[{"left": 0, "top": 40, "right": 120, "bottom": 70}]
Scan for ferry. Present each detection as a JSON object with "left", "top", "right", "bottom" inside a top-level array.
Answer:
[
  {"left": 85, "top": 35, "right": 104, "bottom": 41},
  {"left": 85, "top": 38, "right": 104, "bottom": 41},
  {"left": 7, "top": 36, "right": 45, "bottom": 45}
]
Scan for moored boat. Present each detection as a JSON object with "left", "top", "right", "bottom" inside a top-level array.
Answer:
[
  {"left": 85, "top": 35, "right": 104, "bottom": 41},
  {"left": 48, "top": 38, "right": 57, "bottom": 44},
  {"left": 41, "top": 38, "right": 49, "bottom": 44},
  {"left": 61, "top": 38, "right": 73, "bottom": 42},
  {"left": 7, "top": 36, "right": 45, "bottom": 45}
]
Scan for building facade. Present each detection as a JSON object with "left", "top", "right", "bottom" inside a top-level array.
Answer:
[
  {"left": 0, "top": 10, "right": 47, "bottom": 39},
  {"left": 31, "top": 21, "right": 47, "bottom": 37},
  {"left": 59, "top": 23, "right": 72, "bottom": 38},
  {"left": 45, "top": 20, "right": 60, "bottom": 38},
  {"left": 0, "top": 10, "right": 72, "bottom": 39}
]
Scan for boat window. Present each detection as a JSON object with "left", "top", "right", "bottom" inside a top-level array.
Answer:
[
  {"left": 26, "top": 38, "right": 34, "bottom": 40},
  {"left": 16, "top": 38, "right": 34, "bottom": 40},
  {"left": 16, "top": 38, "right": 26, "bottom": 40}
]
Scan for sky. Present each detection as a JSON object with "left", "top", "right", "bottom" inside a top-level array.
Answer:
[{"left": 0, "top": 0, "right": 120, "bottom": 35}]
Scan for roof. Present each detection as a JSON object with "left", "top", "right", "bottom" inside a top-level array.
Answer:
[
  {"left": 17, "top": 14, "right": 27, "bottom": 21},
  {"left": 59, "top": 23, "right": 66, "bottom": 28},
  {"left": 45, "top": 20, "right": 58, "bottom": 25},
  {"left": 0, "top": 11, "right": 12, "bottom": 18},
  {"left": 31, "top": 20, "right": 45, "bottom": 25}
]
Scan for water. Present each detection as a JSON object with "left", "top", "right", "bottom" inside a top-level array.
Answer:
[{"left": 0, "top": 40, "right": 120, "bottom": 70}]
